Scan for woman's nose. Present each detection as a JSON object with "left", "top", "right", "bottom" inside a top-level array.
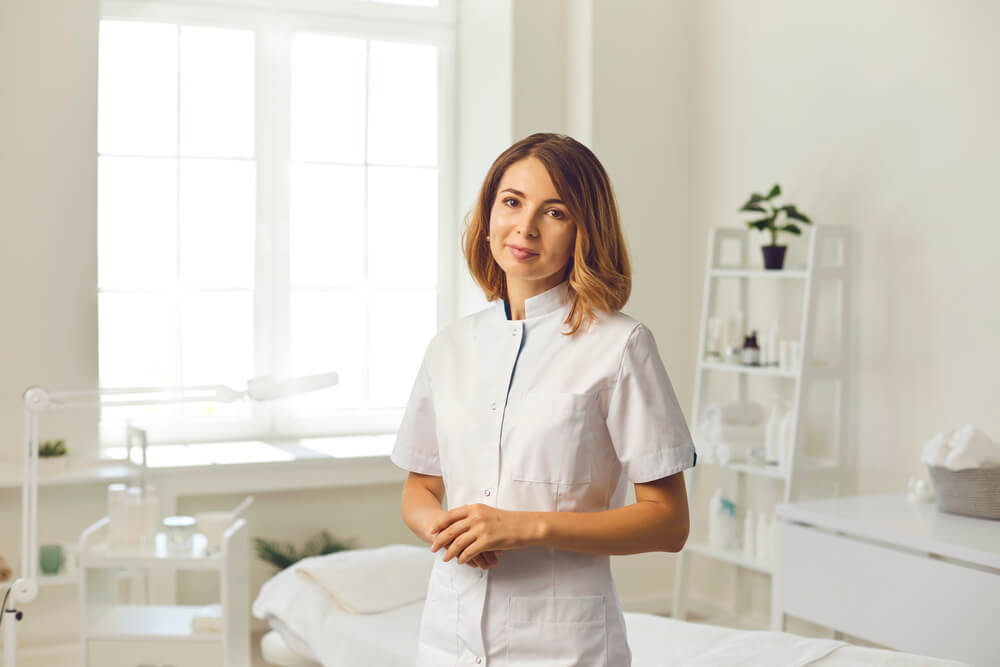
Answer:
[{"left": 514, "top": 209, "right": 542, "bottom": 235}]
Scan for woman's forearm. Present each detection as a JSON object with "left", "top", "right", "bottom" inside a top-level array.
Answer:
[
  {"left": 520, "top": 500, "right": 689, "bottom": 555},
  {"left": 401, "top": 482, "right": 446, "bottom": 545}
]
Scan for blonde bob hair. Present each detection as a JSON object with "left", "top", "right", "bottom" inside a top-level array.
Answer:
[{"left": 462, "top": 132, "right": 631, "bottom": 336}]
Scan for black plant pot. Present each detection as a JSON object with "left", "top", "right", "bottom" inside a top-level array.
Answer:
[{"left": 761, "top": 245, "right": 787, "bottom": 270}]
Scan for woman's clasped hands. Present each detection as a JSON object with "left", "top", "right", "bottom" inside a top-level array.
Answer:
[{"left": 427, "top": 503, "right": 529, "bottom": 570}]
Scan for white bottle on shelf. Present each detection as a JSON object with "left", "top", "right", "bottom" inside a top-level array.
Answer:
[
  {"left": 755, "top": 510, "right": 771, "bottom": 563},
  {"left": 142, "top": 483, "right": 159, "bottom": 549},
  {"left": 107, "top": 483, "right": 128, "bottom": 547},
  {"left": 708, "top": 489, "right": 723, "bottom": 548},
  {"left": 765, "top": 404, "right": 781, "bottom": 464},
  {"left": 125, "top": 486, "right": 144, "bottom": 547},
  {"left": 767, "top": 322, "right": 779, "bottom": 365},
  {"left": 742, "top": 510, "right": 755, "bottom": 560},
  {"left": 777, "top": 404, "right": 795, "bottom": 468}
]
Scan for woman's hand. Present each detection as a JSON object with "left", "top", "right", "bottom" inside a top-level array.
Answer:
[
  {"left": 428, "top": 503, "right": 530, "bottom": 566},
  {"left": 422, "top": 509, "right": 496, "bottom": 569}
]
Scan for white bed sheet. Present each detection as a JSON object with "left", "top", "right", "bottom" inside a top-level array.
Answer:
[{"left": 256, "top": 574, "right": 973, "bottom": 667}]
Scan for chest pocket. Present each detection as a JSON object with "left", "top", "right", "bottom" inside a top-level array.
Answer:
[{"left": 509, "top": 390, "right": 594, "bottom": 486}]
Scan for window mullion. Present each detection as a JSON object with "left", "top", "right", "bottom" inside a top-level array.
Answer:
[
  {"left": 255, "top": 15, "right": 278, "bottom": 440},
  {"left": 272, "top": 19, "right": 294, "bottom": 436}
]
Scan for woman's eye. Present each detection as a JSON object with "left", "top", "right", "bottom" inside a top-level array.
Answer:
[
  {"left": 547, "top": 209, "right": 565, "bottom": 219},
  {"left": 502, "top": 197, "right": 518, "bottom": 207}
]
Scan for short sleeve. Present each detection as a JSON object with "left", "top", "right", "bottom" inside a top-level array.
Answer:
[
  {"left": 390, "top": 337, "right": 442, "bottom": 476},
  {"left": 605, "top": 323, "right": 697, "bottom": 483}
]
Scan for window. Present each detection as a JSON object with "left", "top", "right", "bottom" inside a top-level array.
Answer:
[{"left": 97, "top": 0, "right": 455, "bottom": 452}]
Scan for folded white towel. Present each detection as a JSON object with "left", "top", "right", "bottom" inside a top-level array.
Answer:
[
  {"left": 190, "top": 603, "right": 222, "bottom": 634},
  {"left": 702, "top": 402, "right": 765, "bottom": 426},
  {"left": 944, "top": 424, "right": 1000, "bottom": 471},
  {"left": 295, "top": 544, "right": 435, "bottom": 614},
  {"left": 702, "top": 422, "right": 764, "bottom": 443},
  {"left": 921, "top": 430, "right": 953, "bottom": 468}
]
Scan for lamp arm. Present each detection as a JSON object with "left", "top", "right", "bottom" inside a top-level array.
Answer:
[{"left": 33, "top": 384, "right": 247, "bottom": 410}]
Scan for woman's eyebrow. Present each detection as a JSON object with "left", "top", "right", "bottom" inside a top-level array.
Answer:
[{"left": 500, "top": 188, "right": 565, "bottom": 205}]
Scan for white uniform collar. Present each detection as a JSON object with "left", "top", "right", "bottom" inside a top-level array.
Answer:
[{"left": 493, "top": 279, "right": 570, "bottom": 322}]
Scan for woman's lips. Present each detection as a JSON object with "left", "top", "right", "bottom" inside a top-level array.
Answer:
[{"left": 508, "top": 245, "right": 538, "bottom": 260}]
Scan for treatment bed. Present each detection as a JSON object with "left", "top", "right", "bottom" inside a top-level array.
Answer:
[{"left": 253, "top": 546, "right": 973, "bottom": 667}]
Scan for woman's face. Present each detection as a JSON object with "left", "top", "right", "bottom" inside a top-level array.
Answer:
[{"left": 488, "top": 157, "right": 577, "bottom": 285}]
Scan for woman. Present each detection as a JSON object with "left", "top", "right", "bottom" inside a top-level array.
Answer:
[{"left": 391, "top": 133, "right": 696, "bottom": 666}]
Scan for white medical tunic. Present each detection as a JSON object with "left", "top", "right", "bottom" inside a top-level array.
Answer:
[{"left": 391, "top": 279, "right": 697, "bottom": 667}]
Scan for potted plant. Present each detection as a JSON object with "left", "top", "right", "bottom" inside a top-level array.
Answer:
[
  {"left": 38, "top": 438, "right": 68, "bottom": 474},
  {"left": 739, "top": 183, "right": 813, "bottom": 269},
  {"left": 254, "top": 530, "right": 354, "bottom": 571}
]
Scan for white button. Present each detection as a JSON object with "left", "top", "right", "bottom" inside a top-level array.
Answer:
[
  {"left": 476, "top": 658, "right": 482, "bottom": 664},
  {"left": 511, "top": 330, "right": 517, "bottom": 336},
  {"left": 479, "top": 570, "right": 484, "bottom": 578},
  {"left": 484, "top": 489, "right": 491, "bottom": 496},
  {"left": 491, "top": 402, "right": 496, "bottom": 411}
]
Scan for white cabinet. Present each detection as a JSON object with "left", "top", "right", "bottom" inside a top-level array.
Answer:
[
  {"left": 78, "top": 498, "right": 251, "bottom": 667},
  {"left": 773, "top": 495, "right": 1000, "bottom": 665}
]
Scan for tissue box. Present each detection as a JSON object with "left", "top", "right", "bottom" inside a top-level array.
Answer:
[{"left": 927, "top": 465, "right": 1000, "bottom": 520}]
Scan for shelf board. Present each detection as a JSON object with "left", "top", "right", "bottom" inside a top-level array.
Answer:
[
  {"left": 698, "top": 457, "right": 840, "bottom": 481},
  {"left": 700, "top": 361, "right": 798, "bottom": 377},
  {"left": 709, "top": 460, "right": 787, "bottom": 479},
  {"left": 0, "top": 459, "right": 144, "bottom": 489},
  {"left": 87, "top": 604, "right": 223, "bottom": 641},
  {"left": 684, "top": 540, "right": 773, "bottom": 575},
  {"left": 710, "top": 268, "right": 809, "bottom": 279},
  {"left": 82, "top": 532, "right": 222, "bottom": 571},
  {"left": 0, "top": 573, "right": 79, "bottom": 593}
]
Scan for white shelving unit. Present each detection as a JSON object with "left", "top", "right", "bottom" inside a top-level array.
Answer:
[
  {"left": 672, "top": 225, "right": 853, "bottom": 626},
  {"left": 78, "top": 497, "right": 252, "bottom": 667}
]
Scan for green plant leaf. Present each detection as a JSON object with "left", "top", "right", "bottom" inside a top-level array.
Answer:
[
  {"left": 253, "top": 538, "right": 301, "bottom": 571},
  {"left": 766, "top": 183, "right": 781, "bottom": 199},
  {"left": 783, "top": 205, "right": 812, "bottom": 224},
  {"left": 746, "top": 217, "right": 773, "bottom": 231},
  {"left": 741, "top": 193, "right": 767, "bottom": 209},
  {"left": 739, "top": 203, "right": 767, "bottom": 213},
  {"left": 39, "top": 440, "right": 68, "bottom": 457},
  {"left": 254, "top": 531, "right": 354, "bottom": 571},
  {"left": 780, "top": 223, "right": 802, "bottom": 235}
]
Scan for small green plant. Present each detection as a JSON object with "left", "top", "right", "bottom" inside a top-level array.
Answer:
[
  {"left": 253, "top": 530, "right": 354, "bottom": 571},
  {"left": 38, "top": 439, "right": 67, "bottom": 457},
  {"left": 739, "top": 183, "right": 813, "bottom": 246}
]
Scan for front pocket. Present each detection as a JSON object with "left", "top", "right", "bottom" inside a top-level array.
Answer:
[
  {"left": 510, "top": 391, "right": 594, "bottom": 485},
  {"left": 506, "top": 594, "right": 607, "bottom": 666}
]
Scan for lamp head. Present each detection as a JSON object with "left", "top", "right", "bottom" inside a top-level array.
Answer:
[{"left": 23, "top": 387, "right": 50, "bottom": 414}]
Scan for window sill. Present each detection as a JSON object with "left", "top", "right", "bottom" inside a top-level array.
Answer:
[
  {"left": 0, "top": 436, "right": 402, "bottom": 493},
  {"left": 103, "top": 434, "right": 396, "bottom": 469}
]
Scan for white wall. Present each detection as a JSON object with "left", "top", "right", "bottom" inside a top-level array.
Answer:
[
  {"left": 0, "top": 0, "right": 101, "bottom": 464},
  {"left": 688, "top": 0, "right": 1000, "bottom": 495},
  {"left": 0, "top": 0, "right": 100, "bottom": 644}
]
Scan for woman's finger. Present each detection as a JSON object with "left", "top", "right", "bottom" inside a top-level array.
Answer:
[
  {"left": 456, "top": 536, "right": 489, "bottom": 565},
  {"left": 444, "top": 531, "right": 477, "bottom": 563},
  {"left": 431, "top": 519, "right": 469, "bottom": 553}
]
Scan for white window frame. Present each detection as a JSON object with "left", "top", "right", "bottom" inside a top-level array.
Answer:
[{"left": 97, "top": 0, "right": 456, "bottom": 449}]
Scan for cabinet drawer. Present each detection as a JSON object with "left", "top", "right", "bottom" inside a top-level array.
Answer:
[
  {"left": 775, "top": 520, "right": 1000, "bottom": 665},
  {"left": 88, "top": 638, "right": 223, "bottom": 667}
]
